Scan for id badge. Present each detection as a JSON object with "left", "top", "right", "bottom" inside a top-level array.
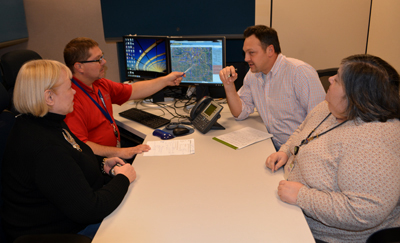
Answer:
[
  {"left": 284, "top": 156, "right": 295, "bottom": 180},
  {"left": 112, "top": 124, "right": 120, "bottom": 148}
]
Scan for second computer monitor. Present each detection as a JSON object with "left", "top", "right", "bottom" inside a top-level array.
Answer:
[{"left": 169, "top": 36, "right": 226, "bottom": 86}]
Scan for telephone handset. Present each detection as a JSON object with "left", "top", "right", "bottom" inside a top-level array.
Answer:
[{"left": 190, "top": 96, "right": 224, "bottom": 134}]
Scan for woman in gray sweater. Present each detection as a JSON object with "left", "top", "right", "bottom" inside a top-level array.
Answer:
[{"left": 266, "top": 54, "right": 400, "bottom": 243}]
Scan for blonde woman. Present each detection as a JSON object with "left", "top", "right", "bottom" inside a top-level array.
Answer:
[{"left": 1, "top": 60, "right": 135, "bottom": 242}]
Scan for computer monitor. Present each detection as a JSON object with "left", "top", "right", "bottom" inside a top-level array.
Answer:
[
  {"left": 168, "top": 36, "right": 226, "bottom": 98},
  {"left": 123, "top": 35, "right": 169, "bottom": 81}
]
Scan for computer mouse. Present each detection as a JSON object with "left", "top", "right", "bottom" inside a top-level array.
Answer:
[
  {"left": 153, "top": 129, "right": 174, "bottom": 140},
  {"left": 173, "top": 127, "right": 190, "bottom": 136}
]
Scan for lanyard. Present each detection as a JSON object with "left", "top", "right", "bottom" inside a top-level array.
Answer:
[
  {"left": 294, "top": 113, "right": 348, "bottom": 155},
  {"left": 71, "top": 79, "right": 119, "bottom": 141},
  {"left": 71, "top": 78, "right": 114, "bottom": 124},
  {"left": 285, "top": 113, "right": 348, "bottom": 180}
]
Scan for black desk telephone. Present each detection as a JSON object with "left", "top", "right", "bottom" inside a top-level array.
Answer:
[{"left": 189, "top": 96, "right": 224, "bottom": 134}]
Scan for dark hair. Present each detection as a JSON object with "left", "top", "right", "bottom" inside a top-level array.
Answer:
[
  {"left": 63, "top": 37, "right": 99, "bottom": 73},
  {"left": 340, "top": 54, "right": 400, "bottom": 122},
  {"left": 377, "top": 57, "right": 400, "bottom": 92},
  {"left": 243, "top": 25, "right": 281, "bottom": 54}
]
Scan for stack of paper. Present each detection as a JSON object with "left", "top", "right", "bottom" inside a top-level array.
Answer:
[
  {"left": 144, "top": 139, "right": 195, "bottom": 156},
  {"left": 213, "top": 127, "right": 272, "bottom": 150}
]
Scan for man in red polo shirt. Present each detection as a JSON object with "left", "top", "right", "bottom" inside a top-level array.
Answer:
[{"left": 63, "top": 37, "right": 184, "bottom": 160}]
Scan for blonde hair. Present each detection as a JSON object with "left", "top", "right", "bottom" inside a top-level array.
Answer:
[{"left": 13, "top": 59, "right": 72, "bottom": 117}]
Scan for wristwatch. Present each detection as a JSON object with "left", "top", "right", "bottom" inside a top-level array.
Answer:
[
  {"left": 109, "top": 163, "right": 122, "bottom": 177},
  {"left": 101, "top": 158, "right": 107, "bottom": 174}
]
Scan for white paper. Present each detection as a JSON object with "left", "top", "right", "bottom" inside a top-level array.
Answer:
[
  {"left": 214, "top": 127, "right": 272, "bottom": 149},
  {"left": 143, "top": 139, "right": 195, "bottom": 156}
]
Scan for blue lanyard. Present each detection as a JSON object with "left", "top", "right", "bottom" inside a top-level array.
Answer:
[{"left": 71, "top": 78, "right": 114, "bottom": 125}]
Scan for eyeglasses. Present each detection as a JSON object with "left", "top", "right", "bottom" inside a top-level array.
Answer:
[{"left": 78, "top": 53, "right": 104, "bottom": 64}]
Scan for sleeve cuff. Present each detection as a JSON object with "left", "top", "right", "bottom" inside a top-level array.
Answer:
[
  {"left": 278, "top": 144, "right": 291, "bottom": 158},
  {"left": 296, "top": 185, "right": 309, "bottom": 208}
]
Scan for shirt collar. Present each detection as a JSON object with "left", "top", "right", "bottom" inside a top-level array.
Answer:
[
  {"left": 72, "top": 76, "right": 100, "bottom": 93},
  {"left": 254, "top": 53, "right": 283, "bottom": 79},
  {"left": 269, "top": 53, "right": 283, "bottom": 78}
]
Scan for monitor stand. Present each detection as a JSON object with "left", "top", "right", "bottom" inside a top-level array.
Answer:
[
  {"left": 195, "top": 86, "right": 210, "bottom": 100},
  {"left": 152, "top": 89, "right": 164, "bottom": 103}
]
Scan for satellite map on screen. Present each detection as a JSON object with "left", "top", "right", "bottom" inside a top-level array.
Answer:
[{"left": 171, "top": 46, "right": 213, "bottom": 82}]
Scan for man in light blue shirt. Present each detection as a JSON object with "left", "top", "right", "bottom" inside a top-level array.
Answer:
[{"left": 220, "top": 25, "right": 326, "bottom": 150}]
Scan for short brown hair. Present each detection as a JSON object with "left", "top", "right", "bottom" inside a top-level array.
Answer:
[
  {"left": 63, "top": 37, "right": 99, "bottom": 73},
  {"left": 243, "top": 25, "right": 281, "bottom": 54},
  {"left": 14, "top": 59, "right": 72, "bottom": 117}
]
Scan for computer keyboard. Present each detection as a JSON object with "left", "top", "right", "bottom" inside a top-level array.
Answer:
[{"left": 119, "top": 107, "right": 170, "bottom": 129}]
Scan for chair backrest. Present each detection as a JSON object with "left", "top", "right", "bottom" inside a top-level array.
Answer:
[
  {"left": 0, "top": 82, "right": 16, "bottom": 243},
  {"left": 317, "top": 68, "right": 338, "bottom": 92},
  {"left": 0, "top": 50, "right": 42, "bottom": 114},
  {"left": 0, "top": 50, "right": 42, "bottom": 91},
  {"left": 0, "top": 82, "right": 14, "bottom": 159},
  {"left": 0, "top": 83, "right": 10, "bottom": 112}
]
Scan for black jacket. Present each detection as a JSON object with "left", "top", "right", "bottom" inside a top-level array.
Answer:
[{"left": 1, "top": 113, "right": 129, "bottom": 242}]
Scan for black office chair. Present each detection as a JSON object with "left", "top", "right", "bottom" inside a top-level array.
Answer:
[
  {"left": 0, "top": 49, "right": 42, "bottom": 113},
  {"left": 316, "top": 68, "right": 338, "bottom": 92},
  {"left": 0, "top": 83, "right": 14, "bottom": 161},
  {"left": 0, "top": 81, "right": 16, "bottom": 243},
  {"left": 366, "top": 227, "right": 400, "bottom": 243}
]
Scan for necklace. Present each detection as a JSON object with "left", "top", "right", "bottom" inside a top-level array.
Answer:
[
  {"left": 62, "top": 129, "right": 82, "bottom": 152},
  {"left": 284, "top": 113, "right": 348, "bottom": 180}
]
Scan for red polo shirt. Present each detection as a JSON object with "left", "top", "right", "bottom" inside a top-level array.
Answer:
[{"left": 65, "top": 77, "right": 132, "bottom": 147}]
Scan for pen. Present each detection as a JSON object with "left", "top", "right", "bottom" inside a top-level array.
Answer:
[
  {"left": 227, "top": 68, "right": 238, "bottom": 78},
  {"left": 182, "top": 65, "right": 194, "bottom": 77}
]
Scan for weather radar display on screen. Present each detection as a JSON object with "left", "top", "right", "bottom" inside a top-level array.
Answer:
[{"left": 169, "top": 37, "right": 225, "bottom": 85}]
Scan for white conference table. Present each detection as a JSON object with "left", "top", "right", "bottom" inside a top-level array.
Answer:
[{"left": 92, "top": 100, "right": 314, "bottom": 243}]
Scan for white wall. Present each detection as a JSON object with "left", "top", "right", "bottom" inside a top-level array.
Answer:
[
  {"left": 1, "top": 0, "right": 399, "bottom": 83},
  {"left": 0, "top": 0, "right": 121, "bottom": 82},
  {"left": 255, "top": 0, "right": 271, "bottom": 27},
  {"left": 257, "top": 0, "right": 370, "bottom": 70},
  {"left": 368, "top": 0, "right": 400, "bottom": 72}
]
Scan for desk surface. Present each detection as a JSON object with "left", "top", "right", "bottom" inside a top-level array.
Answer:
[{"left": 92, "top": 101, "right": 314, "bottom": 243}]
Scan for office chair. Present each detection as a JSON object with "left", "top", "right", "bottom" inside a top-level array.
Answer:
[
  {"left": 316, "top": 68, "right": 338, "bottom": 92},
  {"left": 0, "top": 81, "right": 15, "bottom": 243},
  {"left": 0, "top": 50, "right": 42, "bottom": 113},
  {"left": 0, "top": 82, "right": 14, "bottom": 166},
  {"left": 366, "top": 227, "right": 400, "bottom": 243}
]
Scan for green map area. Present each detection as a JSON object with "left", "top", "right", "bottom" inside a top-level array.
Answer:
[{"left": 171, "top": 47, "right": 212, "bottom": 82}]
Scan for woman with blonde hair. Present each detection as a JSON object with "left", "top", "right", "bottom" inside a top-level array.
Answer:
[{"left": 1, "top": 60, "right": 136, "bottom": 242}]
